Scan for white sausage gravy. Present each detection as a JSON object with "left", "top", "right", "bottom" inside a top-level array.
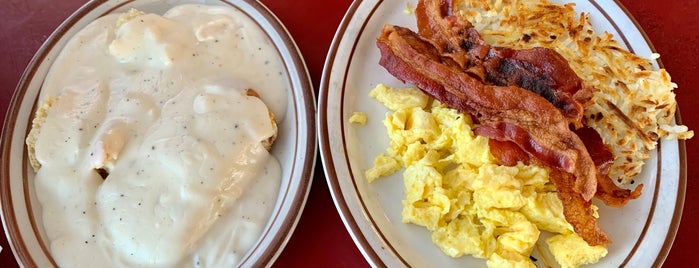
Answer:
[{"left": 27, "top": 4, "right": 287, "bottom": 267}]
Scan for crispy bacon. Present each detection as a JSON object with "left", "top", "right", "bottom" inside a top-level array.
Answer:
[
  {"left": 596, "top": 173, "right": 643, "bottom": 207},
  {"left": 574, "top": 127, "right": 643, "bottom": 207},
  {"left": 415, "top": 0, "right": 483, "bottom": 68},
  {"left": 488, "top": 126, "right": 643, "bottom": 207},
  {"left": 488, "top": 126, "right": 643, "bottom": 208},
  {"left": 487, "top": 139, "right": 531, "bottom": 167},
  {"left": 549, "top": 169, "right": 611, "bottom": 246},
  {"left": 376, "top": 24, "right": 598, "bottom": 201},
  {"left": 415, "top": 0, "right": 590, "bottom": 127}
]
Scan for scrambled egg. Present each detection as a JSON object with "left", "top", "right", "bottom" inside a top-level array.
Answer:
[
  {"left": 366, "top": 84, "right": 607, "bottom": 267},
  {"left": 404, "top": 2, "right": 415, "bottom": 15},
  {"left": 547, "top": 233, "right": 608, "bottom": 268},
  {"left": 349, "top": 111, "right": 368, "bottom": 125}
]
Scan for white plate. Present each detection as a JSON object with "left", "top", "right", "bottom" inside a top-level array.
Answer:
[
  {"left": 0, "top": 0, "right": 316, "bottom": 267},
  {"left": 318, "top": 0, "right": 686, "bottom": 267}
]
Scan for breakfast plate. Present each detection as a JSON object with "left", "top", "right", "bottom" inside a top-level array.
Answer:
[
  {"left": 318, "top": 0, "right": 686, "bottom": 267},
  {"left": 0, "top": 0, "right": 316, "bottom": 267}
]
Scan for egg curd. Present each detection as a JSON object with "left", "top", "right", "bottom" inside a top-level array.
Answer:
[{"left": 365, "top": 84, "right": 608, "bottom": 268}]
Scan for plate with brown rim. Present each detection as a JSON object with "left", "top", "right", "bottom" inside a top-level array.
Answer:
[
  {"left": 318, "top": 0, "right": 686, "bottom": 267},
  {"left": 0, "top": 0, "right": 316, "bottom": 266}
]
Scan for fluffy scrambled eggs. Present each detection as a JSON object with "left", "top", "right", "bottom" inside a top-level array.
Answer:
[{"left": 365, "top": 84, "right": 607, "bottom": 268}]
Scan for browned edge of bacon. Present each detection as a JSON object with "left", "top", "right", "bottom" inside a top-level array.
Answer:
[
  {"left": 574, "top": 127, "right": 643, "bottom": 207},
  {"left": 549, "top": 169, "right": 611, "bottom": 245}
]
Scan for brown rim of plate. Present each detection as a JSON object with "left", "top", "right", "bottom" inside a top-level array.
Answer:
[
  {"left": 221, "top": 0, "right": 316, "bottom": 266},
  {"left": 318, "top": 0, "right": 687, "bottom": 267},
  {"left": 319, "top": 0, "right": 391, "bottom": 266},
  {"left": 0, "top": 0, "right": 316, "bottom": 267},
  {"left": 608, "top": 0, "right": 688, "bottom": 266},
  {"left": 1, "top": 1, "right": 105, "bottom": 266}
]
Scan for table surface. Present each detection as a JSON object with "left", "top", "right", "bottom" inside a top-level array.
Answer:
[{"left": 0, "top": 0, "right": 696, "bottom": 267}]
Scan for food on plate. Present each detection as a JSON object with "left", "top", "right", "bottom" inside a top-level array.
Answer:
[
  {"left": 25, "top": 4, "right": 287, "bottom": 267},
  {"left": 547, "top": 232, "right": 609, "bottom": 268},
  {"left": 366, "top": 84, "right": 607, "bottom": 267},
  {"left": 349, "top": 111, "right": 368, "bottom": 125},
  {"left": 404, "top": 2, "right": 416, "bottom": 15},
  {"left": 415, "top": 0, "right": 592, "bottom": 128},
  {"left": 376, "top": 23, "right": 610, "bottom": 246},
  {"left": 365, "top": 0, "right": 692, "bottom": 266},
  {"left": 451, "top": 0, "right": 693, "bottom": 184}
]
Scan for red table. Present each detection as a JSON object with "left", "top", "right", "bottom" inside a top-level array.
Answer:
[{"left": 0, "top": 0, "right": 696, "bottom": 267}]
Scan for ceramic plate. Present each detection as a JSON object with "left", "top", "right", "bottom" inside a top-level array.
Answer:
[
  {"left": 318, "top": 0, "right": 686, "bottom": 267},
  {"left": 0, "top": 0, "right": 316, "bottom": 267}
]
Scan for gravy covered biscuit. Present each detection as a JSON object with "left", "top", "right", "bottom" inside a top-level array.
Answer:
[{"left": 26, "top": 4, "right": 287, "bottom": 267}]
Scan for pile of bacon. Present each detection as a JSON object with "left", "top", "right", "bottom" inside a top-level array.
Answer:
[{"left": 376, "top": 0, "right": 643, "bottom": 246}]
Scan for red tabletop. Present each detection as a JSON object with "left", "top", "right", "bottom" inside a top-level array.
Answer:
[{"left": 0, "top": 0, "right": 696, "bottom": 267}]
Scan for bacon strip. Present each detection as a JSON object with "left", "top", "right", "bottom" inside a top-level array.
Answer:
[
  {"left": 376, "top": 24, "right": 598, "bottom": 201},
  {"left": 596, "top": 173, "right": 643, "bottom": 207},
  {"left": 488, "top": 127, "right": 643, "bottom": 207},
  {"left": 574, "top": 127, "right": 643, "bottom": 207},
  {"left": 487, "top": 139, "right": 531, "bottom": 167},
  {"left": 415, "top": 0, "right": 589, "bottom": 127},
  {"left": 415, "top": 0, "right": 482, "bottom": 68},
  {"left": 549, "top": 169, "right": 611, "bottom": 246}
]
